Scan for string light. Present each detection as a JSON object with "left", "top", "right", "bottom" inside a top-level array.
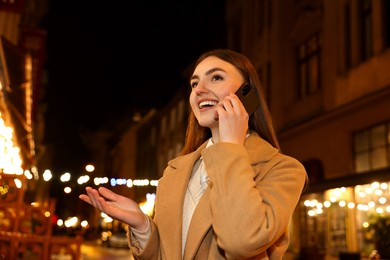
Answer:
[{"left": 304, "top": 183, "right": 390, "bottom": 217}]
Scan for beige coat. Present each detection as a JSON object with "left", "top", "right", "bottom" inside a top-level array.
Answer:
[{"left": 131, "top": 133, "right": 307, "bottom": 260}]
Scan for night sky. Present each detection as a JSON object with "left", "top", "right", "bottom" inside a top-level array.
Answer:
[{"left": 44, "top": 1, "right": 227, "bottom": 176}]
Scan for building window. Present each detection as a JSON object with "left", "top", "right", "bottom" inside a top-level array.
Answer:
[
  {"left": 382, "top": 0, "right": 390, "bottom": 48},
  {"left": 297, "top": 33, "right": 321, "bottom": 100},
  {"left": 344, "top": 2, "right": 352, "bottom": 69},
  {"left": 353, "top": 122, "right": 390, "bottom": 173},
  {"left": 358, "top": 0, "right": 373, "bottom": 61}
]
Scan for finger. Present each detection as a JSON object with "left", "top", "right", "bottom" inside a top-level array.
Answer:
[
  {"left": 226, "top": 95, "right": 244, "bottom": 112},
  {"left": 218, "top": 100, "right": 233, "bottom": 117},
  {"left": 217, "top": 100, "right": 228, "bottom": 112},
  {"left": 229, "top": 94, "right": 247, "bottom": 114},
  {"left": 98, "top": 187, "right": 118, "bottom": 201},
  {"left": 86, "top": 188, "right": 104, "bottom": 211},
  {"left": 97, "top": 197, "right": 113, "bottom": 215},
  {"left": 97, "top": 197, "right": 121, "bottom": 221},
  {"left": 222, "top": 96, "right": 237, "bottom": 113},
  {"left": 79, "top": 194, "right": 92, "bottom": 205},
  {"left": 215, "top": 105, "right": 225, "bottom": 121}
]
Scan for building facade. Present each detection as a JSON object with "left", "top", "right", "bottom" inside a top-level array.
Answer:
[
  {"left": 1, "top": 1, "right": 84, "bottom": 259},
  {"left": 224, "top": 0, "right": 390, "bottom": 259}
]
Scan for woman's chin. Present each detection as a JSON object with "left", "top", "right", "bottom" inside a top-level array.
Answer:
[{"left": 198, "top": 117, "right": 218, "bottom": 128}]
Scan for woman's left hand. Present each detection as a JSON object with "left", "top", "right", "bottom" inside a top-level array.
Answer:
[{"left": 216, "top": 93, "right": 249, "bottom": 145}]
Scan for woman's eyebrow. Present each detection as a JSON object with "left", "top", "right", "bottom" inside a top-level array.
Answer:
[
  {"left": 206, "top": 67, "right": 225, "bottom": 76},
  {"left": 191, "top": 67, "right": 226, "bottom": 81},
  {"left": 190, "top": 75, "right": 199, "bottom": 81}
]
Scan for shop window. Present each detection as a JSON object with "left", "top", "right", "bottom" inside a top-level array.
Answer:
[
  {"left": 296, "top": 33, "right": 321, "bottom": 100},
  {"left": 328, "top": 204, "right": 348, "bottom": 254},
  {"left": 355, "top": 182, "right": 390, "bottom": 258},
  {"left": 301, "top": 187, "right": 360, "bottom": 257},
  {"left": 299, "top": 193, "right": 326, "bottom": 258},
  {"left": 353, "top": 122, "right": 390, "bottom": 173},
  {"left": 324, "top": 188, "right": 354, "bottom": 256},
  {"left": 300, "top": 182, "right": 390, "bottom": 258}
]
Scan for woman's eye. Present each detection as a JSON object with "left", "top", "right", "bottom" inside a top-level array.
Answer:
[
  {"left": 190, "top": 82, "right": 198, "bottom": 88},
  {"left": 211, "top": 75, "right": 223, "bottom": 82}
]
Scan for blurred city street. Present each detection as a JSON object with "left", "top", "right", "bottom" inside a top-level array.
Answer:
[
  {"left": 2, "top": 1, "right": 390, "bottom": 259},
  {"left": 80, "top": 239, "right": 134, "bottom": 260}
]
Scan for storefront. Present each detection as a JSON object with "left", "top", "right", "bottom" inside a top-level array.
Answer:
[{"left": 299, "top": 170, "right": 390, "bottom": 259}]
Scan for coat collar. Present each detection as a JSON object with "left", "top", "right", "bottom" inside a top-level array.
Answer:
[
  {"left": 244, "top": 132, "right": 279, "bottom": 164},
  {"left": 168, "top": 132, "right": 278, "bottom": 170}
]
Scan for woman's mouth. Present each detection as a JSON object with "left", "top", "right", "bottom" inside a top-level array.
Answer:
[{"left": 198, "top": 100, "right": 218, "bottom": 109}]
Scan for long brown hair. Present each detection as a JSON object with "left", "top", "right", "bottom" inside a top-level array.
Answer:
[{"left": 180, "top": 49, "right": 280, "bottom": 155}]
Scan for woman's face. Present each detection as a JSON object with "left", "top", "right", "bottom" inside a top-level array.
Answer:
[{"left": 189, "top": 56, "right": 244, "bottom": 128}]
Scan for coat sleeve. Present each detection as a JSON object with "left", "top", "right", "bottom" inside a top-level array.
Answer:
[
  {"left": 201, "top": 142, "right": 307, "bottom": 259},
  {"left": 129, "top": 216, "right": 162, "bottom": 260}
]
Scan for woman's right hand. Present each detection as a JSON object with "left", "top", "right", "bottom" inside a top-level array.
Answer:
[
  {"left": 216, "top": 93, "right": 249, "bottom": 145},
  {"left": 79, "top": 186, "right": 148, "bottom": 231}
]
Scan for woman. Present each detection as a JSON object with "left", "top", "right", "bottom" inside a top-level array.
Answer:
[{"left": 79, "top": 49, "right": 307, "bottom": 259}]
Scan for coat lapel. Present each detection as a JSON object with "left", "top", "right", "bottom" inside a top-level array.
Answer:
[
  {"left": 183, "top": 187, "right": 212, "bottom": 259},
  {"left": 155, "top": 142, "right": 208, "bottom": 259}
]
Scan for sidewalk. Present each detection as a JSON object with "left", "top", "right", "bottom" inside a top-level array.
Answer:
[{"left": 80, "top": 239, "right": 134, "bottom": 260}]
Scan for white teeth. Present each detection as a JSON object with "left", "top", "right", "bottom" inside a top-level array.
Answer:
[{"left": 199, "top": 100, "right": 217, "bottom": 109}]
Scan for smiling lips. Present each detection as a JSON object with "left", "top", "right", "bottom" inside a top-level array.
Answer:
[
  {"left": 198, "top": 100, "right": 219, "bottom": 121},
  {"left": 198, "top": 100, "right": 218, "bottom": 109}
]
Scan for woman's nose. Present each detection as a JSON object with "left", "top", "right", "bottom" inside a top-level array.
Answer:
[{"left": 194, "top": 83, "right": 208, "bottom": 94}]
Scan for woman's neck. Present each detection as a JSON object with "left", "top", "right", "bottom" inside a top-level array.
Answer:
[{"left": 210, "top": 128, "right": 219, "bottom": 144}]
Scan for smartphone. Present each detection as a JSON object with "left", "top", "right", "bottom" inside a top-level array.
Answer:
[{"left": 235, "top": 83, "right": 260, "bottom": 116}]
